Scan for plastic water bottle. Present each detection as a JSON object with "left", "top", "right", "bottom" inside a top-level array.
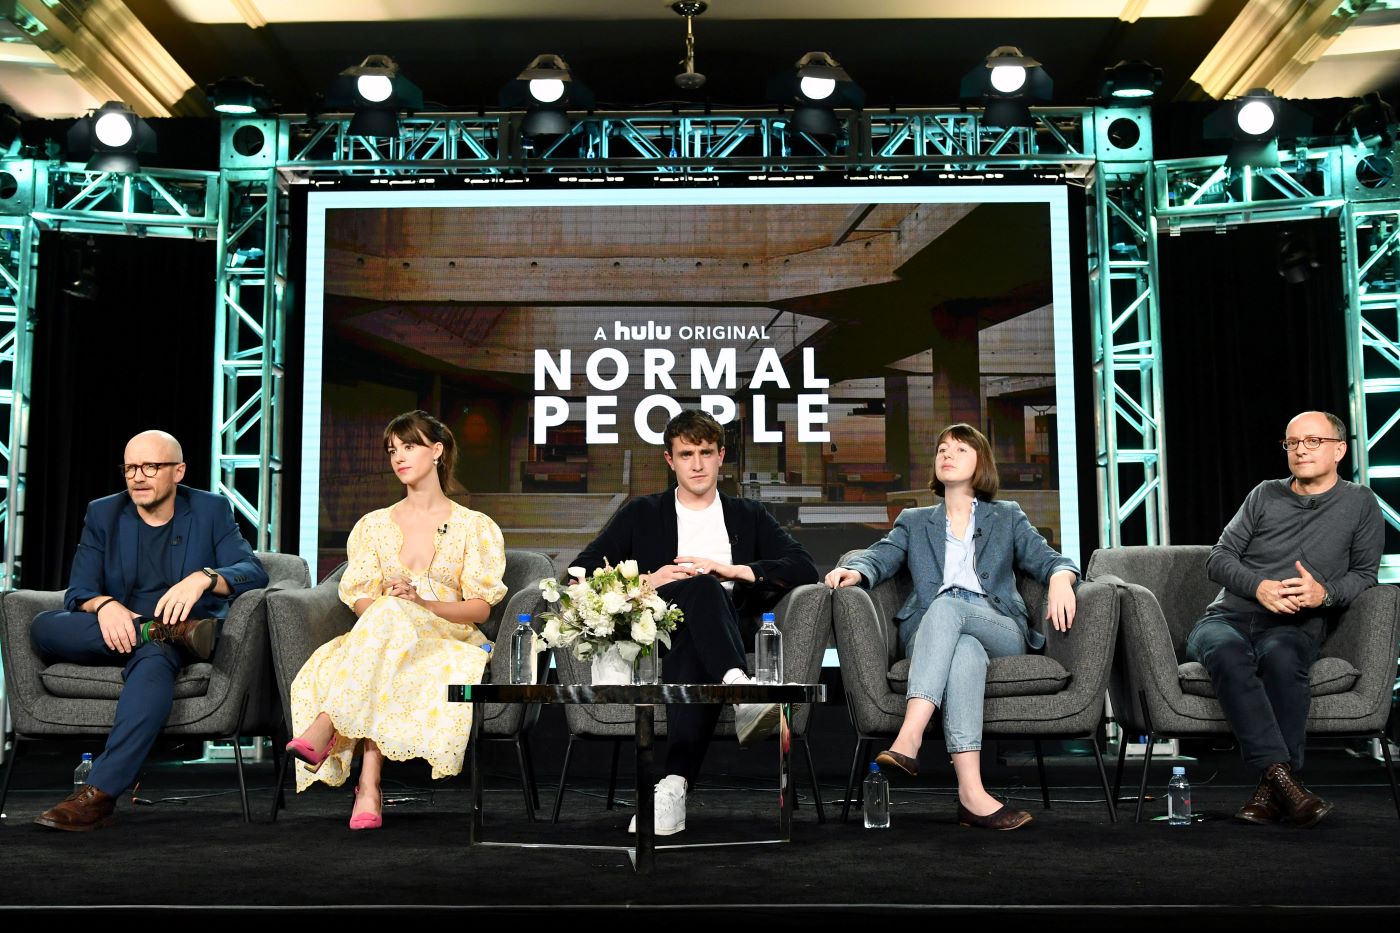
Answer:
[
  {"left": 73, "top": 752, "right": 93, "bottom": 789},
  {"left": 509, "top": 614, "right": 535, "bottom": 684},
  {"left": 1167, "top": 766, "right": 1191, "bottom": 826},
  {"left": 863, "top": 762, "right": 890, "bottom": 829},
  {"left": 754, "top": 611, "right": 783, "bottom": 684}
]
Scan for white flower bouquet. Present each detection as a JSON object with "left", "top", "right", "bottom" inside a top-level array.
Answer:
[{"left": 537, "top": 559, "right": 684, "bottom": 677}]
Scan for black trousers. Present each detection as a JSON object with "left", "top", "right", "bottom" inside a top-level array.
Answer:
[
  {"left": 1185, "top": 609, "right": 1323, "bottom": 772},
  {"left": 655, "top": 575, "right": 749, "bottom": 784}
]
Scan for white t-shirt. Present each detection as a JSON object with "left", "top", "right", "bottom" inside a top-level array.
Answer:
[{"left": 674, "top": 490, "right": 735, "bottom": 590}]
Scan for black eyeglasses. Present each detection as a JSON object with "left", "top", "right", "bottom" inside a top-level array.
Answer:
[
  {"left": 120, "top": 462, "right": 178, "bottom": 478},
  {"left": 1279, "top": 437, "right": 1342, "bottom": 451}
]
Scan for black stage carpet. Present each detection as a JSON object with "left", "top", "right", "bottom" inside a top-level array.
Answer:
[{"left": 2, "top": 707, "right": 1397, "bottom": 924}]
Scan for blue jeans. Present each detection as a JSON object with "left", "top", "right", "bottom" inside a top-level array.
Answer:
[
  {"left": 1185, "top": 610, "right": 1322, "bottom": 772},
  {"left": 898, "top": 589, "right": 1026, "bottom": 753}
]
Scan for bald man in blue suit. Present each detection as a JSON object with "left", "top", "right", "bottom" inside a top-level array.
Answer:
[{"left": 30, "top": 429, "right": 267, "bottom": 831}]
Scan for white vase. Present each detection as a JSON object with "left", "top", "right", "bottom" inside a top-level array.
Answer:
[{"left": 590, "top": 643, "right": 633, "bottom": 685}]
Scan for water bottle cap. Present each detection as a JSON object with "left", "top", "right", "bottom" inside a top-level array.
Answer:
[
  {"left": 481, "top": 643, "right": 493, "bottom": 653},
  {"left": 762, "top": 612, "right": 776, "bottom": 623},
  {"left": 1171, "top": 766, "right": 1185, "bottom": 775},
  {"left": 868, "top": 761, "right": 880, "bottom": 773},
  {"left": 518, "top": 613, "right": 531, "bottom": 623},
  {"left": 81, "top": 753, "right": 93, "bottom": 761}
]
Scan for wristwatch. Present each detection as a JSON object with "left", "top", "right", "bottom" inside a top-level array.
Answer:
[
  {"left": 1321, "top": 587, "right": 1335, "bottom": 608},
  {"left": 200, "top": 567, "right": 220, "bottom": 586}
]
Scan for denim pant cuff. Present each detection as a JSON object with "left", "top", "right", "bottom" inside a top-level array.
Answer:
[
  {"left": 906, "top": 692, "right": 939, "bottom": 705},
  {"left": 946, "top": 744, "right": 981, "bottom": 754}
]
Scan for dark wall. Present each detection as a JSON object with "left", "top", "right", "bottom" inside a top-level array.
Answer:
[
  {"left": 1157, "top": 218, "right": 1350, "bottom": 546},
  {"left": 21, "top": 231, "right": 218, "bottom": 590}
]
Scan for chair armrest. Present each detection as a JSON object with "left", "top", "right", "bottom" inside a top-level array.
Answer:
[
  {"left": 1320, "top": 584, "right": 1400, "bottom": 695},
  {"left": 1039, "top": 579, "right": 1118, "bottom": 706},
  {"left": 266, "top": 583, "right": 358, "bottom": 730},
  {"left": 1094, "top": 573, "right": 1189, "bottom": 729},
  {"left": 831, "top": 584, "right": 903, "bottom": 724},
  {"left": 770, "top": 583, "right": 832, "bottom": 684},
  {"left": 0, "top": 590, "right": 65, "bottom": 713}
]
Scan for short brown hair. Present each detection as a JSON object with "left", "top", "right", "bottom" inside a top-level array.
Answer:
[
  {"left": 663, "top": 409, "right": 725, "bottom": 454},
  {"left": 928, "top": 423, "right": 999, "bottom": 501},
  {"left": 383, "top": 410, "right": 459, "bottom": 492}
]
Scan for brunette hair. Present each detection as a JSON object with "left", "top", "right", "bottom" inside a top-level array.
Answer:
[
  {"left": 928, "top": 423, "right": 999, "bottom": 501},
  {"left": 383, "top": 410, "right": 458, "bottom": 492},
  {"left": 663, "top": 409, "right": 725, "bottom": 454}
]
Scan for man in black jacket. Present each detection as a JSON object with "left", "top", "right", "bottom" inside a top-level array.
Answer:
[{"left": 571, "top": 409, "right": 817, "bottom": 834}]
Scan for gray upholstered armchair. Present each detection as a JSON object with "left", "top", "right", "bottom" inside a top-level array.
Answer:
[
  {"left": 265, "top": 549, "right": 554, "bottom": 821},
  {"left": 0, "top": 551, "right": 311, "bottom": 822},
  {"left": 831, "top": 547, "right": 1120, "bottom": 822},
  {"left": 1085, "top": 544, "right": 1400, "bottom": 821},
  {"left": 550, "top": 582, "right": 833, "bottom": 823}
]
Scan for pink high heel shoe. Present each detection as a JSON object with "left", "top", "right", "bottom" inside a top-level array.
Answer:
[
  {"left": 349, "top": 787, "right": 383, "bottom": 831},
  {"left": 285, "top": 730, "right": 337, "bottom": 773}
]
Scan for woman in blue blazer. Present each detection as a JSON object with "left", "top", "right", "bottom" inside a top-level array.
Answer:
[{"left": 826, "top": 423, "right": 1078, "bottom": 830}]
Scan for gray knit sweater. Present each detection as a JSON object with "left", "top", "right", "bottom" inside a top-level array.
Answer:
[{"left": 1206, "top": 477, "right": 1383, "bottom": 616}]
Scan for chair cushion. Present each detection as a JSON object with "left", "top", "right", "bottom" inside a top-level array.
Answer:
[
  {"left": 1177, "top": 657, "right": 1360, "bottom": 699},
  {"left": 887, "top": 654, "right": 1072, "bottom": 697},
  {"left": 41, "top": 663, "right": 213, "bottom": 700}
]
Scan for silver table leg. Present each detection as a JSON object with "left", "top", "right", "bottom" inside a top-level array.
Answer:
[{"left": 469, "top": 697, "right": 483, "bottom": 845}]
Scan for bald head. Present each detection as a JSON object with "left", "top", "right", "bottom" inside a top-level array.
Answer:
[{"left": 125, "top": 430, "right": 183, "bottom": 464}]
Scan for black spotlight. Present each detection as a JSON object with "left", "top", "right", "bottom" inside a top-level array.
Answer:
[
  {"left": 1203, "top": 88, "right": 1311, "bottom": 168},
  {"left": 1339, "top": 92, "right": 1396, "bottom": 152},
  {"left": 767, "top": 51, "right": 864, "bottom": 136},
  {"left": 1099, "top": 60, "right": 1163, "bottom": 101},
  {"left": 960, "top": 46, "right": 1053, "bottom": 128},
  {"left": 67, "top": 101, "right": 155, "bottom": 173},
  {"left": 500, "top": 54, "right": 594, "bottom": 142},
  {"left": 326, "top": 55, "right": 423, "bottom": 138},
  {"left": 1276, "top": 229, "right": 1318, "bottom": 285},
  {"left": 206, "top": 76, "right": 275, "bottom": 116}
]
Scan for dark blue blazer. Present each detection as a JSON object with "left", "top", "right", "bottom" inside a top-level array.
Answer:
[{"left": 63, "top": 485, "right": 268, "bottom": 617}]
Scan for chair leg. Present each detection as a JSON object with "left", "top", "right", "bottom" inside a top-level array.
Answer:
[
  {"left": 1033, "top": 739, "right": 1051, "bottom": 809},
  {"left": 1112, "top": 729, "right": 1129, "bottom": 806},
  {"left": 230, "top": 693, "right": 252, "bottom": 824},
  {"left": 841, "top": 736, "right": 871, "bottom": 824},
  {"left": 1377, "top": 729, "right": 1400, "bottom": 820},
  {"left": 520, "top": 734, "right": 541, "bottom": 810},
  {"left": 0, "top": 733, "right": 20, "bottom": 815},
  {"left": 551, "top": 736, "right": 577, "bottom": 824},
  {"left": 513, "top": 737, "right": 536, "bottom": 823},
  {"left": 270, "top": 751, "right": 292, "bottom": 823},
  {"left": 800, "top": 734, "right": 826, "bottom": 824},
  {"left": 1088, "top": 734, "right": 1118, "bottom": 823},
  {"left": 605, "top": 738, "right": 621, "bottom": 810},
  {"left": 1134, "top": 731, "right": 1156, "bottom": 824}
]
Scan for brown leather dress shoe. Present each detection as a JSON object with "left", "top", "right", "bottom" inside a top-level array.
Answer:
[
  {"left": 144, "top": 617, "right": 217, "bottom": 659},
  {"left": 957, "top": 801, "right": 1033, "bottom": 831},
  {"left": 874, "top": 749, "right": 919, "bottom": 777},
  {"left": 1235, "top": 776, "right": 1282, "bottom": 825},
  {"left": 1263, "top": 763, "right": 1333, "bottom": 827},
  {"left": 34, "top": 784, "right": 116, "bottom": 832}
]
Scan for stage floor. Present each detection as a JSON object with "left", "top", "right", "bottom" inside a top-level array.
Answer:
[{"left": 2, "top": 706, "right": 1397, "bottom": 922}]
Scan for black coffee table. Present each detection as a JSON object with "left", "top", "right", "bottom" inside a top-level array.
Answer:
[{"left": 448, "top": 682, "right": 826, "bottom": 873}]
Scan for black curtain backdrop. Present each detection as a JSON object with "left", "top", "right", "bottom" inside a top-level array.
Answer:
[
  {"left": 22, "top": 231, "right": 217, "bottom": 590},
  {"left": 1158, "top": 218, "right": 1350, "bottom": 546}
]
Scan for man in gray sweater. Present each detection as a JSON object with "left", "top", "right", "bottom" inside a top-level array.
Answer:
[{"left": 1187, "top": 410, "right": 1383, "bottom": 827}]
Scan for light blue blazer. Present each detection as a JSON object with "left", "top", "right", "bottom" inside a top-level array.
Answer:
[{"left": 841, "top": 499, "right": 1078, "bottom": 649}]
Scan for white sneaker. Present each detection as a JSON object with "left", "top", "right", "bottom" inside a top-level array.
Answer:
[
  {"left": 734, "top": 700, "right": 781, "bottom": 746},
  {"left": 627, "top": 775, "right": 687, "bottom": 835}
]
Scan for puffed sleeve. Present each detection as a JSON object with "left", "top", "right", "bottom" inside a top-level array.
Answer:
[
  {"left": 338, "top": 513, "right": 384, "bottom": 609},
  {"left": 459, "top": 510, "right": 507, "bottom": 607}
]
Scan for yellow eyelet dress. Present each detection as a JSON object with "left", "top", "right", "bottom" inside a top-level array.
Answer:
[{"left": 290, "top": 502, "right": 507, "bottom": 791}]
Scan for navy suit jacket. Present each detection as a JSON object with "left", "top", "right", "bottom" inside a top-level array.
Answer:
[
  {"left": 572, "top": 490, "right": 818, "bottom": 619},
  {"left": 63, "top": 485, "right": 268, "bottom": 617}
]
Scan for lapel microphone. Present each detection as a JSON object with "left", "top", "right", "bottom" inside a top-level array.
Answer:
[
  {"left": 172, "top": 536, "right": 182, "bottom": 546},
  {"left": 438, "top": 523, "right": 449, "bottom": 534}
]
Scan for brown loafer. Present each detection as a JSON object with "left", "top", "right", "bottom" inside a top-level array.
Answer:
[
  {"left": 874, "top": 749, "right": 919, "bottom": 778},
  {"left": 1235, "top": 776, "right": 1282, "bottom": 825},
  {"left": 958, "top": 801, "right": 1033, "bottom": 831},
  {"left": 143, "top": 616, "right": 218, "bottom": 660},
  {"left": 34, "top": 784, "right": 116, "bottom": 832}
]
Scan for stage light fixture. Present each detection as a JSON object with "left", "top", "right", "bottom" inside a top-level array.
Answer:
[
  {"left": 500, "top": 55, "right": 595, "bottom": 145},
  {"left": 766, "top": 52, "right": 864, "bottom": 137},
  {"left": 206, "top": 76, "right": 275, "bottom": 115},
  {"left": 1099, "top": 60, "right": 1162, "bottom": 101},
  {"left": 671, "top": 1, "right": 708, "bottom": 90},
  {"left": 1203, "top": 88, "right": 1310, "bottom": 168},
  {"left": 0, "top": 103, "right": 20, "bottom": 151},
  {"left": 326, "top": 55, "right": 423, "bottom": 138},
  {"left": 1339, "top": 92, "right": 1396, "bottom": 152},
  {"left": 67, "top": 101, "right": 155, "bottom": 173},
  {"left": 960, "top": 46, "right": 1052, "bottom": 129}
]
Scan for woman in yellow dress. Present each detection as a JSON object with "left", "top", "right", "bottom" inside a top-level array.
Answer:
[{"left": 285, "top": 410, "right": 506, "bottom": 829}]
